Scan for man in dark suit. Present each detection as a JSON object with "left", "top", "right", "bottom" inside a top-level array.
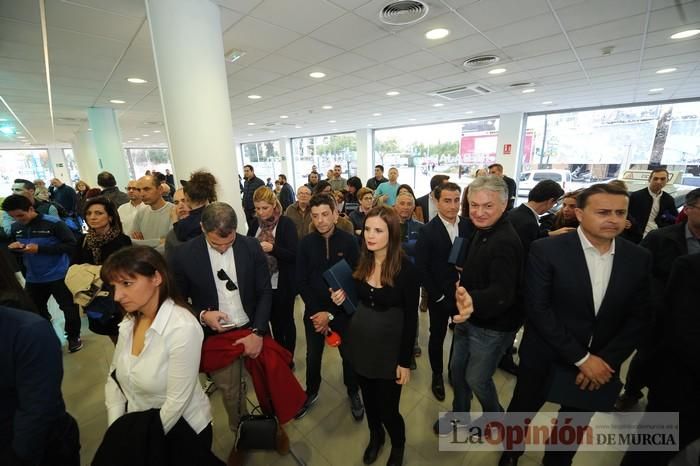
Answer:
[
  {"left": 170, "top": 202, "right": 272, "bottom": 465},
  {"left": 242, "top": 164, "right": 265, "bottom": 224},
  {"left": 616, "top": 188, "right": 700, "bottom": 410},
  {"left": 499, "top": 183, "right": 651, "bottom": 466},
  {"left": 488, "top": 163, "right": 517, "bottom": 211},
  {"left": 415, "top": 182, "right": 473, "bottom": 401},
  {"left": 277, "top": 174, "right": 296, "bottom": 211},
  {"left": 415, "top": 174, "right": 450, "bottom": 223},
  {"left": 627, "top": 167, "right": 677, "bottom": 243}
]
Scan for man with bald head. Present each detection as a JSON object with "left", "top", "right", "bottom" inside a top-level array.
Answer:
[{"left": 130, "top": 175, "right": 173, "bottom": 250}]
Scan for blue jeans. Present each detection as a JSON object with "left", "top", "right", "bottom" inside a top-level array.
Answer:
[{"left": 449, "top": 322, "right": 515, "bottom": 420}]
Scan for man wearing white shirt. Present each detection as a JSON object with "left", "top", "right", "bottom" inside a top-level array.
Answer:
[
  {"left": 170, "top": 202, "right": 272, "bottom": 466},
  {"left": 499, "top": 183, "right": 651, "bottom": 466},
  {"left": 117, "top": 179, "right": 147, "bottom": 236},
  {"left": 627, "top": 168, "right": 677, "bottom": 243}
]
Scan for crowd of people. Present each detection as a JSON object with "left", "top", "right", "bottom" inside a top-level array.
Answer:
[{"left": 0, "top": 161, "right": 698, "bottom": 466}]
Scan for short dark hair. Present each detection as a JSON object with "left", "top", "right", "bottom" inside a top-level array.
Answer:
[
  {"left": 278, "top": 174, "right": 287, "bottom": 182},
  {"left": 528, "top": 180, "right": 565, "bottom": 202},
  {"left": 648, "top": 167, "right": 669, "bottom": 180},
  {"left": 488, "top": 163, "right": 503, "bottom": 171},
  {"left": 13, "top": 179, "right": 35, "bottom": 191},
  {"left": 375, "top": 165, "right": 384, "bottom": 172},
  {"left": 346, "top": 176, "right": 362, "bottom": 192},
  {"left": 97, "top": 171, "right": 117, "bottom": 188},
  {"left": 201, "top": 202, "right": 237, "bottom": 236},
  {"left": 429, "top": 174, "right": 450, "bottom": 192},
  {"left": 434, "top": 182, "right": 461, "bottom": 201},
  {"left": 83, "top": 196, "right": 123, "bottom": 231},
  {"left": 2, "top": 194, "right": 33, "bottom": 212},
  {"left": 313, "top": 180, "right": 332, "bottom": 195},
  {"left": 576, "top": 183, "right": 630, "bottom": 209},
  {"left": 243, "top": 164, "right": 254, "bottom": 172},
  {"left": 685, "top": 188, "right": 700, "bottom": 206},
  {"left": 184, "top": 171, "right": 217, "bottom": 203},
  {"left": 308, "top": 193, "right": 336, "bottom": 211}
]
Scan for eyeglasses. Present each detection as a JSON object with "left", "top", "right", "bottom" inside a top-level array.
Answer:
[{"left": 217, "top": 269, "right": 238, "bottom": 291}]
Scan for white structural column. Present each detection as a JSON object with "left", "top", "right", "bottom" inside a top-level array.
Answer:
[
  {"left": 355, "top": 128, "right": 373, "bottom": 183},
  {"left": 146, "top": 0, "right": 243, "bottom": 222},
  {"left": 494, "top": 112, "right": 525, "bottom": 179},
  {"left": 71, "top": 129, "right": 100, "bottom": 185},
  {"left": 279, "top": 138, "right": 295, "bottom": 189},
  {"left": 87, "top": 107, "right": 130, "bottom": 187},
  {"left": 47, "top": 145, "right": 69, "bottom": 181}
]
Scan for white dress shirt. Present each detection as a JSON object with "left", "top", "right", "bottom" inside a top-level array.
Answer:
[
  {"left": 427, "top": 195, "right": 438, "bottom": 221},
  {"left": 643, "top": 187, "right": 662, "bottom": 237},
  {"left": 439, "top": 213, "right": 460, "bottom": 244},
  {"left": 117, "top": 201, "right": 147, "bottom": 235},
  {"left": 574, "top": 226, "right": 615, "bottom": 366},
  {"left": 105, "top": 299, "right": 212, "bottom": 434},
  {"left": 206, "top": 240, "right": 249, "bottom": 327}
]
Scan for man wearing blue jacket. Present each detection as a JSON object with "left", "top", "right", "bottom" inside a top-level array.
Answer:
[{"left": 2, "top": 195, "right": 82, "bottom": 352}]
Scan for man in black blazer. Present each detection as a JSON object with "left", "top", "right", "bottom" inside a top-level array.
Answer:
[
  {"left": 170, "top": 202, "right": 272, "bottom": 464},
  {"left": 627, "top": 168, "right": 677, "bottom": 243},
  {"left": 488, "top": 163, "right": 517, "bottom": 211},
  {"left": 616, "top": 188, "right": 700, "bottom": 410},
  {"left": 415, "top": 174, "right": 450, "bottom": 223},
  {"left": 415, "top": 182, "right": 473, "bottom": 401},
  {"left": 499, "top": 183, "right": 651, "bottom": 466}
]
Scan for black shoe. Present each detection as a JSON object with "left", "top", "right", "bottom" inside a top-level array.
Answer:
[
  {"left": 431, "top": 373, "right": 445, "bottom": 401},
  {"left": 350, "top": 391, "right": 364, "bottom": 421},
  {"left": 68, "top": 338, "right": 83, "bottom": 353},
  {"left": 386, "top": 446, "right": 404, "bottom": 466},
  {"left": 294, "top": 391, "right": 319, "bottom": 420},
  {"left": 363, "top": 431, "right": 385, "bottom": 464},
  {"left": 410, "top": 356, "right": 417, "bottom": 370},
  {"left": 614, "top": 392, "right": 642, "bottom": 412},
  {"left": 498, "top": 354, "right": 519, "bottom": 376},
  {"left": 498, "top": 453, "right": 519, "bottom": 466}
]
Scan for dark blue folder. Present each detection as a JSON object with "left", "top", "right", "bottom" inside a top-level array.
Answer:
[
  {"left": 447, "top": 237, "right": 467, "bottom": 265},
  {"left": 322, "top": 259, "right": 358, "bottom": 315}
]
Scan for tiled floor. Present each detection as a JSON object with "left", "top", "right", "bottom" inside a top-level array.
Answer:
[{"left": 50, "top": 297, "right": 635, "bottom": 466}]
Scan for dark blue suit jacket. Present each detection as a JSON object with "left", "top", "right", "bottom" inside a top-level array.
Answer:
[
  {"left": 170, "top": 234, "right": 272, "bottom": 334},
  {"left": 246, "top": 216, "right": 298, "bottom": 297}
]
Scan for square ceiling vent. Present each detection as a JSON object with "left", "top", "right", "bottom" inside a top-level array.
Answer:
[{"left": 430, "top": 83, "right": 493, "bottom": 100}]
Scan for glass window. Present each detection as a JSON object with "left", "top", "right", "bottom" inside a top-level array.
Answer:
[
  {"left": 125, "top": 148, "right": 172, "bottom": 180},
  {"left": 62, "top": 149, "right": 81, "bottom": 184},
  {"left": 240, "top": 140, "right": 284, "bottom": 188},
  {"left": 0, "top": 149, "right": 52, "bottom": 195},
  {"left": 373, "top": 119, "right": 499, "bottom": 196},
  {"left": 291, "top": 133, "right": 357, "bottom": 188},
  {"left": 521, "top": 100, "right": 700, "bottom": 200}
]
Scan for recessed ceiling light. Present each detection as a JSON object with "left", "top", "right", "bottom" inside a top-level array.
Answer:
[
  {"left": 386, "top": 91, "right": 400, "bottom": 96},
  {"left": 127, "top": 77, "right": 148, "bottom": 84},
  {"left": 656, "top": 68, "right": 677, "bottom": 74},
  {"left": 248, "top": 94, "right": 262, "bottom": 99},
  {"left": 109, "top": 99, "right": 125, "bottom": 104},
  {"left": 542, "top": 101, "right": 553, "bottom": 105},
  {"left": 247, "top": 133, "right": 253, "bottom": 136},
  {"left": 328, "top": 120, "right": 336, "bottom": 123},
  {"left": 433, "top": 103, "right": 444, "bottom": 107},
  {"left": 522, "top": 88, "right": 536, "bottom": 94},
  {"left": 0, "top": 118, "right": 8, "bottom": 122},
  {"left": 134, "top": 137, "right": 141, "bottom": 140},
  {"left": 372, "top": 112, "right": 382, "bottom": 116},
  {"left": 464, "top": 111, "right": 474, "bottom": 114},
  {"left": 309, "top": 72, "right": 326, "bottom": 78},
  {"left": 488, "top": 68, "right": 507, "bottom": 75},
  {"left": 295, "top": 125, "right": 302, "bottom": 129},
  {"left": 87, "top": 128, "right": 92, "bottom": 131},
  {"left": 425, "top": 28, "right": 449, "bottom": 40},
  {"left": 408, "top": 118, "right": 416, "bottom": 121},
  {"left": 367, "top": 123, "right": 373, "bottom": 127},
  {"left": 247, "top": 122, "right": 256, "bottom": 126},
  {"left": 322, "top": 105, "right": 333, "bottom": 110},
  {"left": 17, "top": 136, "right": 26, "bottom": 139},
  {"left": 268, "top": 130, "right": 275, "bottom": 133},
  {"left": 649, "top": 88, "right": 664, "bottom": 93},
  {"left": 332, "top": 128, "right": 338, "bottom": 131},
  {"left": 153, "top": 130, "right": 161, "bottom": 133},
  {"left": 142, "top": 134, "right": 149, "bottom": 137},
  {"left": 670, "top": 29, "right": 700, "bottom": 39},
  {"left": 280, "top": 115, "right": 288, "bottom": 119}
]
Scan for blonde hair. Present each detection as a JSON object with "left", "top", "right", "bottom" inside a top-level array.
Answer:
[{"left": 253, "top": 186, "right": 282, "bottom": 210}]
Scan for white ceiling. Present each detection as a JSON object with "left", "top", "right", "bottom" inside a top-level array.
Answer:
[{"left": 0, "top": 0, "right": 699, "bottom": 148}]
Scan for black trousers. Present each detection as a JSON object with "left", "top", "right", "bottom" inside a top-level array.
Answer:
[
  {"left": 26, "top": 279, "right": 81, "bottom": 340},
  {"left": 357, "top": 374, "right": 405, "bottom": 447},
  {"left": 621, "top": 346, "right": 653, "bottom": 399},
  {"left": 428, "top": 299, "right": 455, "bottom": 375},
  {"left": 270, "top": 289, "right": 296, "bottom": 357},
  {"left": 303, "top": 311, "right": 358, "bottom": 397},
  {"left": 503, "top": 361, "right": 593, "bottom": 466}
]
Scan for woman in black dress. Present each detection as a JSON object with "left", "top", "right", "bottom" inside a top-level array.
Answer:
[{"left": 331, "top": 206, "right": 418, "bottom": 466}]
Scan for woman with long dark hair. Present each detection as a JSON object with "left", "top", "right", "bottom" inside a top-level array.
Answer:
[
  {"left": 74, "top": 196, "right": 131, "bottom": 266},
  {"left": 247, "top": 186, "right": 298, "bottom": 356},
  {"left": 101, "top": 246, "right": 217, "bottom": 461},
  {"left": 331, "top": 206, "right": 418, "bottom": 466}
]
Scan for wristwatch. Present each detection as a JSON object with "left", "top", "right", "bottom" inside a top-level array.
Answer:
[
  {"left": 251, "top": 327, "right": 264, "bottom": 336},
  {"left": 327, "top": 312, "right": 335, "bottom": 321}
]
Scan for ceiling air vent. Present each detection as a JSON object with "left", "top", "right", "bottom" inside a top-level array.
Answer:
[
  {"left": 509, "top": 82, "right": 535, "bottom": 88},
  {"left": 462, "top": 55, "right": 500, "bottom": 69},
  {"left": 379, "top": 1, "right": 429, "bottom": 26},
  {"left": 431, "top": 83, "right": 494, "bottom": 100}
]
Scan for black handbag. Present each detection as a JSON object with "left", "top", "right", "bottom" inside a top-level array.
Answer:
[
  {"left": 84, "top": 291, "right": 122, "bottom": 335},
  {"left": 234, "top": 358, "right": 278, "bottom": 451}
]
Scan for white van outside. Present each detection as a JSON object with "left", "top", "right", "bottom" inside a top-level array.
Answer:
[{"left": 517, "top": 169, "right": 572, "bottom": 197}]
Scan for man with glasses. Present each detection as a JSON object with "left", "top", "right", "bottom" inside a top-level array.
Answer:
[
  {"left": 116, "top": 180, "right": 146, "bottom": 236},
  {"left": 284, "top": 185, "right": 312, "bottom": 238},
  {"left": 170, "top": 202, "right": 272, "bottom": 466},
  {"left": 615, "top": 188, "right": 700, "bottom": 411}
]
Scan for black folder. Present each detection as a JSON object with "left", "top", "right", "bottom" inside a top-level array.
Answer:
[
  {"left": 546, "top": 364, "right": 623, "bottom": 412},
  {"left": 447, "top": 237, "right": 467, "bottom": 265},
  {"left": 323, "top": 259, "right": 358, "bottom": 315}
]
